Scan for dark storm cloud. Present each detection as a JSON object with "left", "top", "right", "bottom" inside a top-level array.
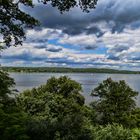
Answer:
[
  {"left": 84, "top": 45, "right": 98, "bottom": 50},
  {"left": 89, "top": 0, "right": 140, "bottom": 33},
  {"left": 111, "top": 23, "right": 125, "bottom": 34},
  {"left": 131, "top": 57, "right": 140, "bottom": 61},
  {"left": 110, "top": 44, "right": 129, "bottom": 53},
  {"left": 62, "top": 25, "right": 105, "bottom": 37},
  {"left": 107, "top": 44, "right": 129, "bottom": 60},
  {"left": 2, "top": 53, "right": 46, "bottom": 61},
  {"left": 127, "top": 52, "right": 140, "bottom": 61},
  {"left": 34, "top": 44, "right": 46, "bottom": 49},
  {"left": 34, "top": 44, "right": 63, "bottom": 52},
  {"left": 107, "top": 55, "right": 120, "bottom": 61},
  {"left": 21, "top": 0, "right": 140, "bottom": 36},
  {"left": 46, "top": 47, "right": 62, "bottom": 52},
  {"left": 21, "top": 4, "right": 105, "bottom": 36},
  {"left": 32, "top": 38, "right": 48, "bottom": 43},
  {"left": 25, "top": 36, "right": 48, "bottom": 44}
]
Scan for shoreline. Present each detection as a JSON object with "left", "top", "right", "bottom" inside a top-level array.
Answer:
[{"left": 1, "top": 67, "right": 140, "bottom": 74}]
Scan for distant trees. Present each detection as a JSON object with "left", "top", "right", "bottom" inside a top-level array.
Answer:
[
  {"left": 91, "top": 78, "right": 139, "bottom": 127},
  {"left": 1, "top": 67, "right": 138, "bottom": 74}
]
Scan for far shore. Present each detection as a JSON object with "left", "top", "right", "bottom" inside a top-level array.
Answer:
[{"left": 1, "top": 67, "right": 140, "bottom": 74}]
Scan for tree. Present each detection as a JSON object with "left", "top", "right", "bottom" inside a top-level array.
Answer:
[
  {"left": 39, "top": 76, "right": 85, "bottom": 105},
  {"left": 0, "top": 102, "right": 29, "bottom": 140},
  {"left": 92, "top": 124, "right": 132, "bottom": 140},
  {"left": 131, "top": 128, "right": 140, "bottom": 140},
  {"left": 0, "top": 70, "right": 15, "bottom": 100},
  {"left": 0, "top": 70, "right": 29, "bottom": 140},
  {"left": 0, "top": 0, "right": 38, "bottom": 49},
  {"left": 17, "top": 76, "right": 94, "bottom": 140},
  {"left": 0, "top": 0, "right": 98, "bottom": 48},
  {"left": 91, "top": 78, "right": 138, "bottom": 126},
  {"left": 43, "top": 0, "right": 98, "bottom": 12}
]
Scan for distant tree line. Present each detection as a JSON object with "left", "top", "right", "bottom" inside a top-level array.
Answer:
[
  {"left": 0, "top": 72, "right": 140, "bottom": 140},
  {"left": 1, "top": 66, "right": 140, "bottom": 74}
]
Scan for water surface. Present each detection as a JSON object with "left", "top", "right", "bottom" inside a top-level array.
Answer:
[{"left": 10, "top": 73, "right": 140, "bottom": 105}]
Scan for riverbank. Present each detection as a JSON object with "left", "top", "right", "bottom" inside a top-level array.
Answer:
[{"left": 1, "top": 66, "right": 140, "bottom": 74}]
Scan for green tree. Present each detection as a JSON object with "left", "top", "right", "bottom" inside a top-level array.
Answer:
[
  {"left": 0, "top": 70, "right": 29, "bottom": 140},
  {"left": 131, "top": 128, "right": 140, "bottom": 140},
  {"left": 128, "top": 108, "right": 140, "bottom": 128},
  {"left": 91, "top": 78, "right": 138, "bottom": 127},
  {"left": 39, "top": 76, "right": 85, "bottom": 105},
  {"left": 92, "top": 124, "right": 132, "bottom": 140},
  {"left": 0, "top": 0, "right": 38, "bottom": 48},
  {"left": 0, "top": 70, "right": 15, "bottom": 100},
  {"left": 0, "top": 101, "right": 29, "bottom": 140},
  {"left": 17, "top": 76, "right": 94, "bottom": 140}
]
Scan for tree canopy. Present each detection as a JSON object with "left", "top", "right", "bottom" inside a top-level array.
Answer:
[
  {"left": 0, "top": 70, "right": 29, "bottom": 140},
  {"left": 17, "top": 76, "right": 94, "bottom": 140},
  {"left": 0, "top": 0, "right": 38, "bottom": 48},
  {"left": 0, "top": 70, "right": 15, "bottom": 100},
  {"left": 91, "top": 78, "right": 139, "bottom": 127},
  {"left": 0, "top": 0, "right": 98, "bottom": 48},
  {"left": 0, "top": 73, "right": 140, "bottom": 139}
]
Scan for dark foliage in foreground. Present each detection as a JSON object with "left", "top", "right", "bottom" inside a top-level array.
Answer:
[
  {"left": 0, "top": 70, "right": 29, "bottom": 140},
  {"left": 0, "top": 71, "right": 140, "bottom": 140},
  {"left": 0, "top": 0, "right": 38, "bottom": 48}
]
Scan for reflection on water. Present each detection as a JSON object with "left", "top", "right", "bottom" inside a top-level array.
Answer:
[{"left": 10, "top": 73, "right": 140, "bottom": 106}]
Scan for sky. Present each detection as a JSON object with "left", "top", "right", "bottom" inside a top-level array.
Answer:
[{"left": 1, "top": 0, "right": 140, "bottom": 70}]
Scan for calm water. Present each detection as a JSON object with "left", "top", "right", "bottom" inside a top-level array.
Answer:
[{"left": 10, "top": 73, "right": 140, "bottom": 106}]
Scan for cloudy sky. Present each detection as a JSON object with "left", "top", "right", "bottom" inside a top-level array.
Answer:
[{"left": 1, "top": 0, "right": 140, "bottom": 70}]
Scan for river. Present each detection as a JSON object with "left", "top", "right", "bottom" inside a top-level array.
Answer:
[{"left": 10, "top": 73, "right": 140, "bottom": 106}]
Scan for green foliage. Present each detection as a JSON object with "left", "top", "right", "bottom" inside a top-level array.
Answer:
[
  {"left": 40, "top": 76, "right": 85, "bottom": 105},
  {"left": 0, "top": 0, "right": 98, "bottom": 48},
  {"left": 25, "top": 95, "right": 93, "bottom": 140},
  {"left": 38, "top": 0, "right": 98, "bottom": 12},
  {"left": 92, "top": 124, "right": 132, "bottom": 140},
  {"left": 17, "top": 76, "right": 93, "bottom": 140},
  {"left": 131, "top": 128, "right": 140, "bottom": 140},
  {"left": 0, "top": 70, "right": 15, "bottom": 99},
  {"left": 0, "top": 0, "right": 38, "bottom": 48},
  {"left": 1, "top": 74, "right": 140, "bottom": 139},
  {"left": 0, "top": 102, "right": 29, "bottom": 140},
  {"left": 91, "top": 78, "right": 138, "bottom": 126},
  {"left": 128, "top": 108, "right": 140, "bottom": 128},
  {"left": 0, "top": 70, "right": 29, "bottom": 140}
]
